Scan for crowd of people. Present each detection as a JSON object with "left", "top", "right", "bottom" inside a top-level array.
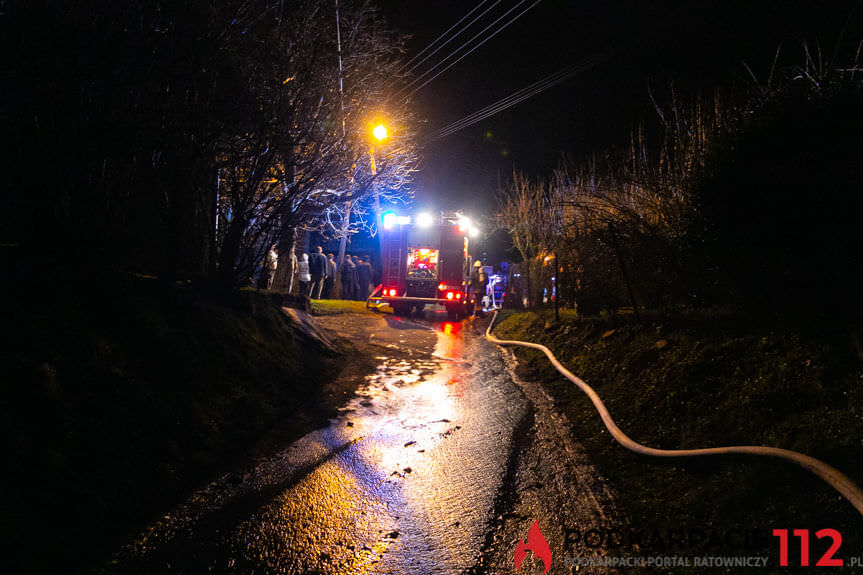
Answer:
[
  {"left": 259, "top": 244, "right": 374, "bottom": 300},
  {"left": 260, "top": 244, "right": 497, "bottom": 315}
]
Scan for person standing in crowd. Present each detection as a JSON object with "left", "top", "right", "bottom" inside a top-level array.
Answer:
[
  {"left": 259, "top": 245, "right": 278, "bottom": 290},
  {"left": 309, "top": 245, "right": 327, "bottom": 299},
  {"left": 469, "top": 259, "right": 488, "bottom": 316},
  {"left": 324, "top": 253, "right": 337, "bottom": 299},
  {"left": 298, "top": 252, "right": 311, "bottom": 296},
  {"left": 341, "top": 255, "right": 358, "bottom": 300},
  {"left": 356, "top": 255, "right": 372, "bottom": 300}
]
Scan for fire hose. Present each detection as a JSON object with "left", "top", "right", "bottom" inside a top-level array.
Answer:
[{"left": 485, "top": 310, "right": 863, "bottom": 515}]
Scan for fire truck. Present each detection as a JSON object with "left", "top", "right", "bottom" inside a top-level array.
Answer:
[{"left": 367, "top": 211, "right": 477, "bottom": 320}]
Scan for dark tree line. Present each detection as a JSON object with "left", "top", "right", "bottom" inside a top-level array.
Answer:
[
  {"left": 0, "top": 0, "right": 418, "bottom": 290},
  {"left": 498, "top": 36, "right": 863, "bottom": 325}
]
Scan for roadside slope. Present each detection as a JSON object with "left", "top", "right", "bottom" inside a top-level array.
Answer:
[
  {"left": 1, "top": 277, "right": 349, "bottom": 573},
  {"left": 492, "top": 309, "right": 863, "bottom": 568}
]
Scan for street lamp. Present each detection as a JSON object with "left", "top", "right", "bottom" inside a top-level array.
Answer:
[
  {"left": 369, "top": 121, "right": 390, "bottom": 266},
  {"left": 372, "top": 123, "right": 388, "bottom": 142},
  {"left": 368, "top": 121, "right": 390, "bottom": 218},
  {"left": 336, "top": 121, "right": 390, "bottom": 274},
  {"left": 369, "top": 121, "right": 389, "bottom": 174}
]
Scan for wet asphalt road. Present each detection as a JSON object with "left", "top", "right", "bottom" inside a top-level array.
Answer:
[{"left": 108, "top": 310, "right": 619, "bottom": 574}]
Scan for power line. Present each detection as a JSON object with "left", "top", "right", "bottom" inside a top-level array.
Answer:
[
  {"left": 404, "top": 0, "right": 504, "bottom": 76},
  {"left": 396, "top": 0, "right": 542, "bottom": 98},
  {"left": 427, "top": 64, "right": 585, "bottom": 140},
  {"left": 398, "top": 0, "right": 498, "bottom": 75},
  {"left": 426, "top": 51, "right": 611, "bottom": 142},
  {"left": 425, "top": 29, "right": 659, "bottom": 142},
  {"left": 400, "top": 0, "right": 538, "bottom": 97}
]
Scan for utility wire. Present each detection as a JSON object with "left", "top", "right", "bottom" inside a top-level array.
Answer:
[
  {"left": 425, "top": 31, "right": 656, "bottom": 142},
  {"left": 398, "top": 0, "right": 498, "bottom": 75},
  {"left": 397, "top": 0, "right": 542, "bottom": 98},
  {"left": 427, "top": 60, "right": 594, "bottom": 141},
  {"left": 404, "top": 0, "right": 503, "bottom": 76},
  {"left": 400, "top": 0, "right": 537, "bottom": 96},
  {"left": 426, "top": 51, "right": 612, "bottom": 142}
]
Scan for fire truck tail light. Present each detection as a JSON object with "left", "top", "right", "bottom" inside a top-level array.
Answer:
[
  {"left": 446, "top": 291, "right": 454, "bottom": 300},
  {"left": 456, "top": 293, "right": 462, "bottom": 299},
  {"left": 438, "top": 283, "right": 445, "bottom": 291}
]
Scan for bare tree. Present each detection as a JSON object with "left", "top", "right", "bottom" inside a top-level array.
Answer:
[
  {"left": 497, "top": 170, "right": 546, "bottom": 308},
  {"left": 310, "top": 1, "right": 421, "bottom": 270},
  {"left": 210, "top": 0, "right": 418, "bottom": 289}
]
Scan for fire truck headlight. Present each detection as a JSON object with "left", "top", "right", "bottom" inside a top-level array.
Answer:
[
  {"left": 382, "top": 211, "right": 397, "bottom": 229},
  {"left": 417, "top": 212, "right": 434, "bottom": 227}
]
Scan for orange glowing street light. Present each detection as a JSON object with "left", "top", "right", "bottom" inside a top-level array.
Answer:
[
  {"left": 372, "top": 123, "right": 388, "bottom": 141},
  {"left": 368, "top": 121, "right": 389, "bottom": 248}
]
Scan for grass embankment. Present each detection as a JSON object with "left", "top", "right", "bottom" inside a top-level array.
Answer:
[
  {"left": 493, "top": 309, "right": 863, "bottom": 564},
  {"left": 1, "top": 276, "right": 346, "bottom": 573},
  {"left": 310, "top": 299, "right": 378, "bottom": 315}
]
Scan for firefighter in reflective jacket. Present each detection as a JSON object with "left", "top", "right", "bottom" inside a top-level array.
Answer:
[{"left": 469, "top": 260, "right": 488, "bottom": 316}]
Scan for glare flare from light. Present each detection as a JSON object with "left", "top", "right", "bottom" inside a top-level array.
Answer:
[
  {"left": 382, "top": 211, "right": 397, "bottom": 229},
  {"left": 373, "top": 124, "right": 388, "bottom": 141},
  {"left": 417, "top": 212, "right": 434, "bottom": 228}
]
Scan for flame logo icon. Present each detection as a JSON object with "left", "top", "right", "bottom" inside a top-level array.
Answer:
[{"left": 514, "top": 520, "right": 552, "bottom": 573}]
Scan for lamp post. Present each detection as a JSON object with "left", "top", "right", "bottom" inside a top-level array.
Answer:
[
  {"left": 369, "top": 122, "right": 387, "bottom": 224},
  {"left": 369, "top": 123, "right": 389, "bottom": 273},
  {"left": 336, "top": 121, "right": 388, "bottom": 287}
]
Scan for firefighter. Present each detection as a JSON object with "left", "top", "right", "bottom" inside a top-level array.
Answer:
[{"left": 469, "top": 259, "right": 488, "bottom": 316}]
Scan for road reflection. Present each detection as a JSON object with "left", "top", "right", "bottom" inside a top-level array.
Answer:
[
  {"left": 436, "top": 321, "right": 463, "bottom": 359},
  {"left": 241, "top": 319, "right": 480, "bottom": 573},
  {"left": 114, "top": 316, "right": 526, "bottom": 574}
]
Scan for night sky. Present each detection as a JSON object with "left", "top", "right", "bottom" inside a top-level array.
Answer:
[{"left": 378, "top": 0, "right": 862, "bottom": 216}]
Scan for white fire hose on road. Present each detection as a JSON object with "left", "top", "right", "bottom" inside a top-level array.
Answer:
[{"left": 485, "top": 310, "right": 863, "bottom": 515}]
